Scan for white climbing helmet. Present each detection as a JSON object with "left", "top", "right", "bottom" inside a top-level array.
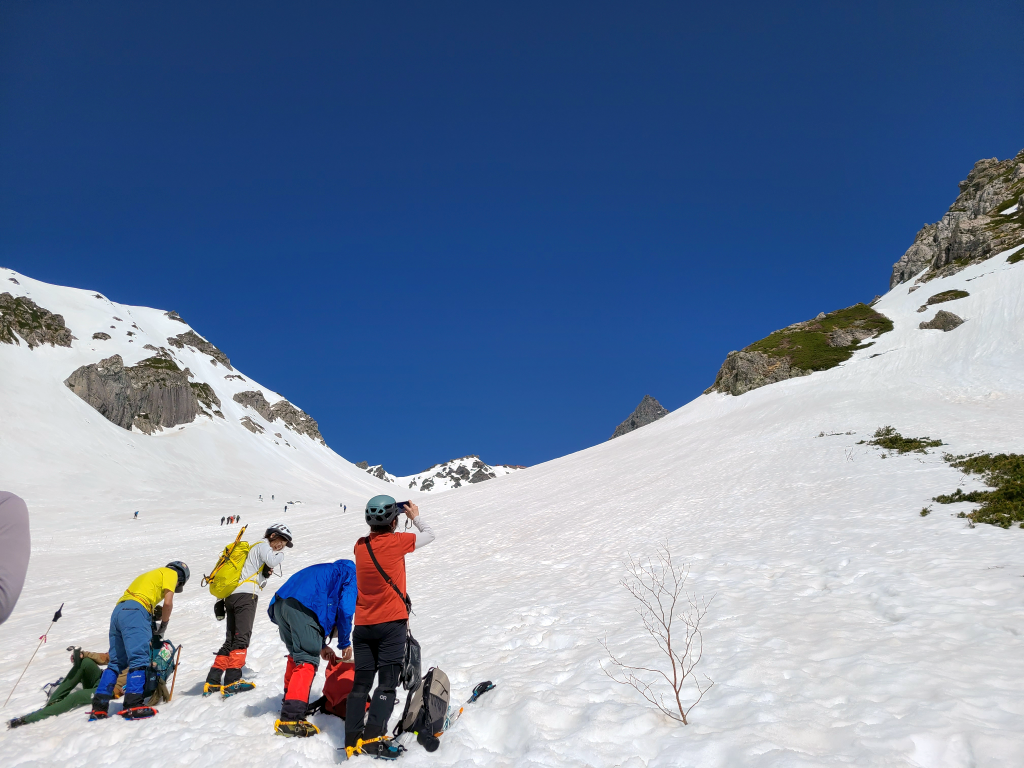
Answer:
[{"left": 265, "top": 523, "right": 294, "bottom": 547}]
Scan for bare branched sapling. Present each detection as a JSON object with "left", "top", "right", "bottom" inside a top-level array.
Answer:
[{"left": 601, "top": 548, "right": 714, "bottom": 725}]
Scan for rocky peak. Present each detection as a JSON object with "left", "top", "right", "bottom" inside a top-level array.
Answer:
[
  {"left": 610, "top": 395, "right": 669, "bottom": 439},
  {"left": 0, "top": 293, "right": 75, "bottom": 349},
  {"left": 890, "top": 149, "right": 1024, "bottom": 288},
  {"left": 167, "top": 330, "right": 232, "bottom": 369},
  {"left": 358, "top": 455, "right": 525, "bottom": 492}
]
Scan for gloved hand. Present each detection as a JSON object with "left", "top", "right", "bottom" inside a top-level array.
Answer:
[{"left": 261, "top": 564, "right": 273, "bottom": 579}]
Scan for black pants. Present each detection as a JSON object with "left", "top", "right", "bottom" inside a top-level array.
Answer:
[
  {"left": 345, "top": 620, "right": 407, "bottom": 746},
  {"left": 206, "top": 592, "right": 258, "bottom": 685}
]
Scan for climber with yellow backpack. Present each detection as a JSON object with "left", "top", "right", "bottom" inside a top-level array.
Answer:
[{"left": 201, "top": 523, "right": 293, "bottom": 697}]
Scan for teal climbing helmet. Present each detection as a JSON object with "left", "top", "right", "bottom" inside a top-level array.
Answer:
[{"left": 365, "top": 494, "right": 402, "bottom": 527}]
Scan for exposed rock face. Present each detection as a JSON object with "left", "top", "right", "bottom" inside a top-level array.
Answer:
[
  {"left": 191, "top": 382, "right": 223, "bottom": 417},
  {"left": 368, "top": 465, "right": 391, "bottom": 480},
  {"left": 165, "top": 311, "right": 187, "bottom": 324},
  {"left": 826, "top": 327, "right": 875, "bottom": 348},
  {"left": 64, "top": 354, "right": 199, "bottom": 434},
  {"left": 0, "top": 293, "right": 74, "bottom": 349},
  {"left": 269, "top": 400, "right": 325, "bottom": 445},
  {"left": 231, "top": 390, "right": 325, "bottom": 444},
  {"left": 890, "top": 149, "right": 1024, "bottom": 288},
  {"left": 355, "top": 461, "right": 369, "bottom": 470},
  {"left": 611, "top": 395, "right": 670, "bottom": 439},
  {"left": 167, "top": 330, "right": 232, "bottom": 369},
  {"left": 919, "top": 310, "right": 964, "bottom": 332},
  {"left": 92, "top": 332, "right": 111, "bottom": 341},
  {"left": 233, "top": 390, "right": 274, "bottom": 421},
  {"left": 360, "top": 455, "right": 524, "bottom": 492},
  {"left": 706, "top": 351, "right": 809, "bottom": 397}
]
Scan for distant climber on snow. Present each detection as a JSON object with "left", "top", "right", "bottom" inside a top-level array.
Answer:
[
  {"left": 204, "top": 523, "right": 293, "bottom": 697},
  {"left": 267, "top": 555, "right": 356, "bottom": 737},
  {"left": 345, "top": 496, "right": 435, "bottom": 759},
  {"left": 221, "top": 516, "right": 225, "bottom": 525},
  {"left": 89, "top": 561, "right": 188, "bottom": 721}
]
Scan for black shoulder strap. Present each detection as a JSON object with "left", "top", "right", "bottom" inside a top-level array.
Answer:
[{"left": 363, "top": 537, "right": 412, "bottom": 614}]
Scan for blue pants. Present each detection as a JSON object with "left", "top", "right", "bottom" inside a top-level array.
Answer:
[{"left": 95, "top": 600, "right": 152, "bottom": 698}]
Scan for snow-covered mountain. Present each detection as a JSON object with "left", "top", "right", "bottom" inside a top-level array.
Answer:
[
  {"left": 2, "top": 152, "right": 1024, "bottom": 766},
  {"left": 356, "top": 455, "right": 525, "bottom": 492}
]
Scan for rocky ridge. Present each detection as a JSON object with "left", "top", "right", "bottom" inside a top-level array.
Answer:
[
  {"left": 167, "top": 330, "right": 232, "bottom": 369},
  {"left": 705, "top": 303, "right": 893, "bottom": 397},
  {"left": 358, "top": 455, "right": 526, "bottom": 493},
  {"left": 611, "top": 395, "right": 670, "bottom": 439},
  {"left": 232, "top": 390, "right": 325, "bottom": 445},
  {"left": 889, "top": 149, "right": 1024, "bottom": 288}
]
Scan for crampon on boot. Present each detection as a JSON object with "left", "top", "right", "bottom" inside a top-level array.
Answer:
[
  {"left": 222, "top": 680, "right": 256, "bottom": 697},
  {"left": 274, "top": 719, "right": 319, "bottom": 737},
  {"left": 118, "top": 706, "right": 157, "bottom": 720},
  {"left": 350, "top": 736, "right": 405, "bottom": 760},
  {"left": 203, "top": 683, "right": 223, "bottom": 697},
  {"left": 87, "top": 710, "right": 109, "bottom": 722}
]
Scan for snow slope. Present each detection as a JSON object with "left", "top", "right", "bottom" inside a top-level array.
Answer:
[
  {"left": 363, "top": 455, "right": 525, "bottom": 492},
  {"left": 2, "top": 251, "right": 1024, "bottom": 767}
]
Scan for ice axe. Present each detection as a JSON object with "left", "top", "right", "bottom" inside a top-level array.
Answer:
[{"left": 3, "top": 603, "right": 64, "bottom": 707}]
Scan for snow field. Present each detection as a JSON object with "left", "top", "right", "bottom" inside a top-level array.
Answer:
[{"left": 2, "top": 253, "right": 1024, "bottom": 765}]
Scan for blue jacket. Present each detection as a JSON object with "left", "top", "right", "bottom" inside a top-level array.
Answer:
[{"left": 268, "top": 559, "right": 357, "bottom": 650}]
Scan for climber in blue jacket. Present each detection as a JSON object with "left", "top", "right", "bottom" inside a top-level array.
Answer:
[{"left": 267, "top": 559, "right": 357, "bottom": 737}]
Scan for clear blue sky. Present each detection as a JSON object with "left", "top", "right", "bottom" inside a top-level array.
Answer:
[{"left": 2, "top": 2, "right": 1022, "bottom": 475}]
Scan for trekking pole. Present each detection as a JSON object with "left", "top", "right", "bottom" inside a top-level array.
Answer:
[
  {"left": 168, "top": 645, "right": 183, "bottom": 701},
  {"left": 3, "top": 603, "right": 64, "bottom": 708}
]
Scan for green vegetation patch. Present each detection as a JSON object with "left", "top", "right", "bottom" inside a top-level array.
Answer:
[
  {"left": 933, "top": 453, "right": 1024, "bottom": 529},
  {"left": 925, "top": 289, "right": 969, "bottom": 305},
  {"left": 744, "top": 303, "right": 893, "bottom": 372},
  {"left": 861, "top": 426, "right": 943, "bottom": 454},
  {"left": 1008, "top": 249, "right": 1024, "bottom": 265},
  {"left": 135, "top": 356, "right": 182, "bottom": 372}
]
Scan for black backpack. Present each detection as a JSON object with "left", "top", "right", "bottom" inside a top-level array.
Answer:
[{"left": 394, "top": 666, "right": 451, "bottom": 752}]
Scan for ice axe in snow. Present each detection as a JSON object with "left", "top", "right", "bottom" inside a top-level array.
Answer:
[{"left": 3, "top": 603, "right": 63, "bottom": 707}]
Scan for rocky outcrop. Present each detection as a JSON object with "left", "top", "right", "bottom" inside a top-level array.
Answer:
[
  {"left": 611, "top": 395, "right": 670, "bottom": 439},
  {"left": 705, "top": 303, "right": 892, "bottom": 397},
  {"left": 92, "top": 332, "right": 111, "bottom": 340},
  {"left": 167, "top": 330, "right": 232, "bottom": 369},
  {"left": 232, "top": 390, "right": 274, "bottom": 421},
  {"left": 269, "top": 400, "right": 325, "bottom": 445},
  {"left": 706, "top": 351, "right": 809, "bottom": 396},
  {"left": 359, "top": 455, "right": 524, "bottom": 492},
  {"left": 232, "top": 390, "right": 325, "bottom": 445},
  {"left": 165, "top": 311, "right": 187, "bottom": 324},
  {"left": 64, "top": 355, "right": 200, "bottom": 434},
  {"left": 919, "top": 310, "right": 964, "bottom": 332},
  {"left": 890, "top": 149, "right": 1024, "bottom": 288},
  {"left": 239, "top": 416, "right": 264, "bottom": 434},
  {"left": 0, "top": 293, "right": 74, "bottom": 349},
  {"left": 191, "top": 382, "right": 223, "bottom": 417},
  {"left": 355, "top": 461, "right": 369, "bottom": 470}
]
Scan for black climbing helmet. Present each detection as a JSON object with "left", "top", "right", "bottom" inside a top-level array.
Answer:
[
  {"left": 166, "top": 561, "right": 190, "bottom": 593},
  {"left": 365, "top": 495, "right": 403, "bottom": 527}
]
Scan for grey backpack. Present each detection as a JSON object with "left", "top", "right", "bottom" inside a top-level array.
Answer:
[{"left": 394, "top": 667, "right": 450, "bottom": 752}]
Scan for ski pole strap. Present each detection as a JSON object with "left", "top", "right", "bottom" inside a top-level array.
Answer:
[{"left": 363, "top": 537, "right": 412, "bottom": 615}]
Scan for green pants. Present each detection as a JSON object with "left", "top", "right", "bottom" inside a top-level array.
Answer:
[{"left": 21, "top": 655, "right": 102, "bottom": 724}]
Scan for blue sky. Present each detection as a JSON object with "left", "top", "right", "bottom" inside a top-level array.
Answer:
[{"left": 2, "top": 1, "right": 1022, "bottom": 475}]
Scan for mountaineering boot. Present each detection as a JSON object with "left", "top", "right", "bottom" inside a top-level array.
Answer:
[
  {"left": 222, "top": 680, "right": 256, "bottom": 697},
  {"left": 118, "top": 706, "right": 157, "bottom": 720},
  {"left": 274, "top": 719, "right": 320, "bottom": 737},
  {"left": 88, "top": 693, "right": 111, "bottom": 721},
  {"left": 357, "top": 736, "right": 405, "bottom": 760},
  {"left": 203, "top": 682, "right": 224, "bottom": 697}
]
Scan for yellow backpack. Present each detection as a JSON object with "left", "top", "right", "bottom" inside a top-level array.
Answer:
[{"left": 202, "top": 526, "right": 252, "bottom": 598}]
